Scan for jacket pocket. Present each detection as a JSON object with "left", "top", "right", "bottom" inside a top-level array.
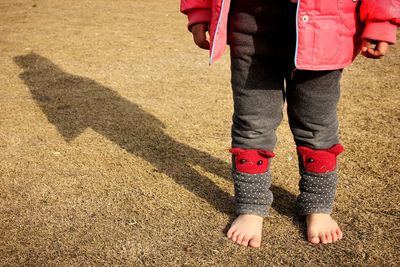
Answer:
[
  {"left": 337, "top": 0, "right": 360, "bottom": 34},
  {"left": 315, "top": 1, "right": 339, "bottom": 15}
]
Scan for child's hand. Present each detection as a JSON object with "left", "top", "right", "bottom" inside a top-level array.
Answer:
[
  {"left": 190, "top": 23, "right": 210, "bottom": 50},
  {"left": 361, "top": 39, "right": 389, "bottom": 59}
]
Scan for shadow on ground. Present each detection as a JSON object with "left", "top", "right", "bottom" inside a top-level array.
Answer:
[{"left": 14, "top": 53, "right": 298, "bottom": 223}]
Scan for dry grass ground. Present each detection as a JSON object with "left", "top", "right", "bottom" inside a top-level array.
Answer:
[{"left": 0, "top": 0, "right": 399, "bottom": 266}]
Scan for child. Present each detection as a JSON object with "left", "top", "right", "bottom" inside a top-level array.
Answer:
[{"left": 181, "top": 0, "right": 399, "bottom": 247}]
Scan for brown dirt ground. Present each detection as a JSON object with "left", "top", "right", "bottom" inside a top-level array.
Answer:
[{"left": 0, "top": 0, "right": 399, "bottom": 266}]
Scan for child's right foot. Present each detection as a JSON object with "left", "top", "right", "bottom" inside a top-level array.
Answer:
[{"left": 226, "top": 214, "right": 263, "bottom": 247}]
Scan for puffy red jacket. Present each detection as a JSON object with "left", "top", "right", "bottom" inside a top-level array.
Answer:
[{"left": 181, "top": 0, "right": 400, "bottom": 69}]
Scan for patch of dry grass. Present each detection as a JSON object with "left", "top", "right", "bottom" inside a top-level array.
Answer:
[{"left": 0, "top": 0, "right": 399, "bottom": 266}]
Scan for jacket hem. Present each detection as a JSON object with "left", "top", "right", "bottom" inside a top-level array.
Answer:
[{"left": 295, "top": 62, "right": 352, "bottom": 71}]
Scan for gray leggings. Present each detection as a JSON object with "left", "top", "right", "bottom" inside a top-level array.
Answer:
[
  {"left": 229, "top": 0, "right": 341, "bottom": 150},
  {"left": 228, "top": 0, "right": 342, "bottom": 216}
]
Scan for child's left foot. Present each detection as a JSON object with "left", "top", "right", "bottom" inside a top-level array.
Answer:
[
  {"left": 227, "top": 214, "right": 263, "bottom": 247},
  {"left": 306, "top": 213, "right": 343, "bottom": 244}
]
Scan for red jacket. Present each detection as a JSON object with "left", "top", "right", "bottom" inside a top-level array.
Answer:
[{"left": 181, "top": 0, "right": 400, "bottom": 69}]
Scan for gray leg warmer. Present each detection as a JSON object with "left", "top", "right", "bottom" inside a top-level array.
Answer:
[
  {"left": 233, "top": 169, "right": 273, "bottom": 217},
  {"left": 296, "top": 144, "right": 344, "bottom": 215},
  {"left": 297, "top": 169, "right": 338, "bottom": 215}
]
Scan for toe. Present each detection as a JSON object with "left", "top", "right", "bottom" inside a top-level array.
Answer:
[
  {"left": 241, "top": 236, "right": 250, "bottom": 246},
  {"left": 248, "top": 235, "right": 261, "bottom": 248},
  {"left": 307, "top": 228, "right": 320, "bottom": 244},
  {"left": 336, "top": 228, "right": 343, "bottom": 240},
  {"left": 231, "top": 231, "right": 239, "bottom": 242},
  {"left": 320, "top": 233, "right": 328, "bottom": 244},
  {"left": 331, "top": 230, "right": 338, "bottom": 242},
  {"left": 227, "top": 225, "right": 237, "bottom": 239},
  {"left": 226, "top": 227, "right": 235, "bottom": 239},
  {"left": 226, "top": 228, "right": 233, "bottom": 239},
  {"left": 309, "top": 236, "right": 320, "bottom": 244},
  {"left": 236, "top": 233, "right": 245, "bottom": 244},
  {"left": 326, "top": 233, "right": 333, "bottom": 243}
]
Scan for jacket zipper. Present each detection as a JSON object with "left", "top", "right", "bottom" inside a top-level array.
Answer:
[
  {"left": 294, "top": 0, "right": 301, "bottom": 68},
  {"left": 209, "top": 0, "right": 227, "bottom": 65}
]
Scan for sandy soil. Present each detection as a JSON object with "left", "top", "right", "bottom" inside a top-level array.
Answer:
[{"left": 0, "top": 0, "right": 399, "bottom": 266}]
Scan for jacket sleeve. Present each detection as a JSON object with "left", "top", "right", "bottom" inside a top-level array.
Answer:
[
  {"left": 180, "top": 0, "right": 212, "bottom": 31},
  {"left": 360, "top": 0, "right": 400, "bottom": 43}
]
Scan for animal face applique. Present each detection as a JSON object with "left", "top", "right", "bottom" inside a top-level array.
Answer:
[
  {"left": 297, "top": 144, "right": 344, "bottom": 173},
  {"left": 230, "top": 148, "right": 275, "bottom": 174}
]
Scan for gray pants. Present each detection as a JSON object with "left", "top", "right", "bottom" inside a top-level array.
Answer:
[{"left": 228, "top": 0, "right": 342, "bottom": 216}]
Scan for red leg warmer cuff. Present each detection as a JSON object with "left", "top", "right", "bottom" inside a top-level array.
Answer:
[
  {"left": 229, "top": 148, "right": 275, "bottom": 174},
  {"left": 297, "top": 144, "right": 344, "bottom": 173}
]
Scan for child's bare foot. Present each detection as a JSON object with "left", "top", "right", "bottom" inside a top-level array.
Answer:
[
  {"left": 306, "top": 213, "right": 343, "bottom": 244},
  {"left": 226, "top": 214, "right": 263, "bottom": 247}
]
